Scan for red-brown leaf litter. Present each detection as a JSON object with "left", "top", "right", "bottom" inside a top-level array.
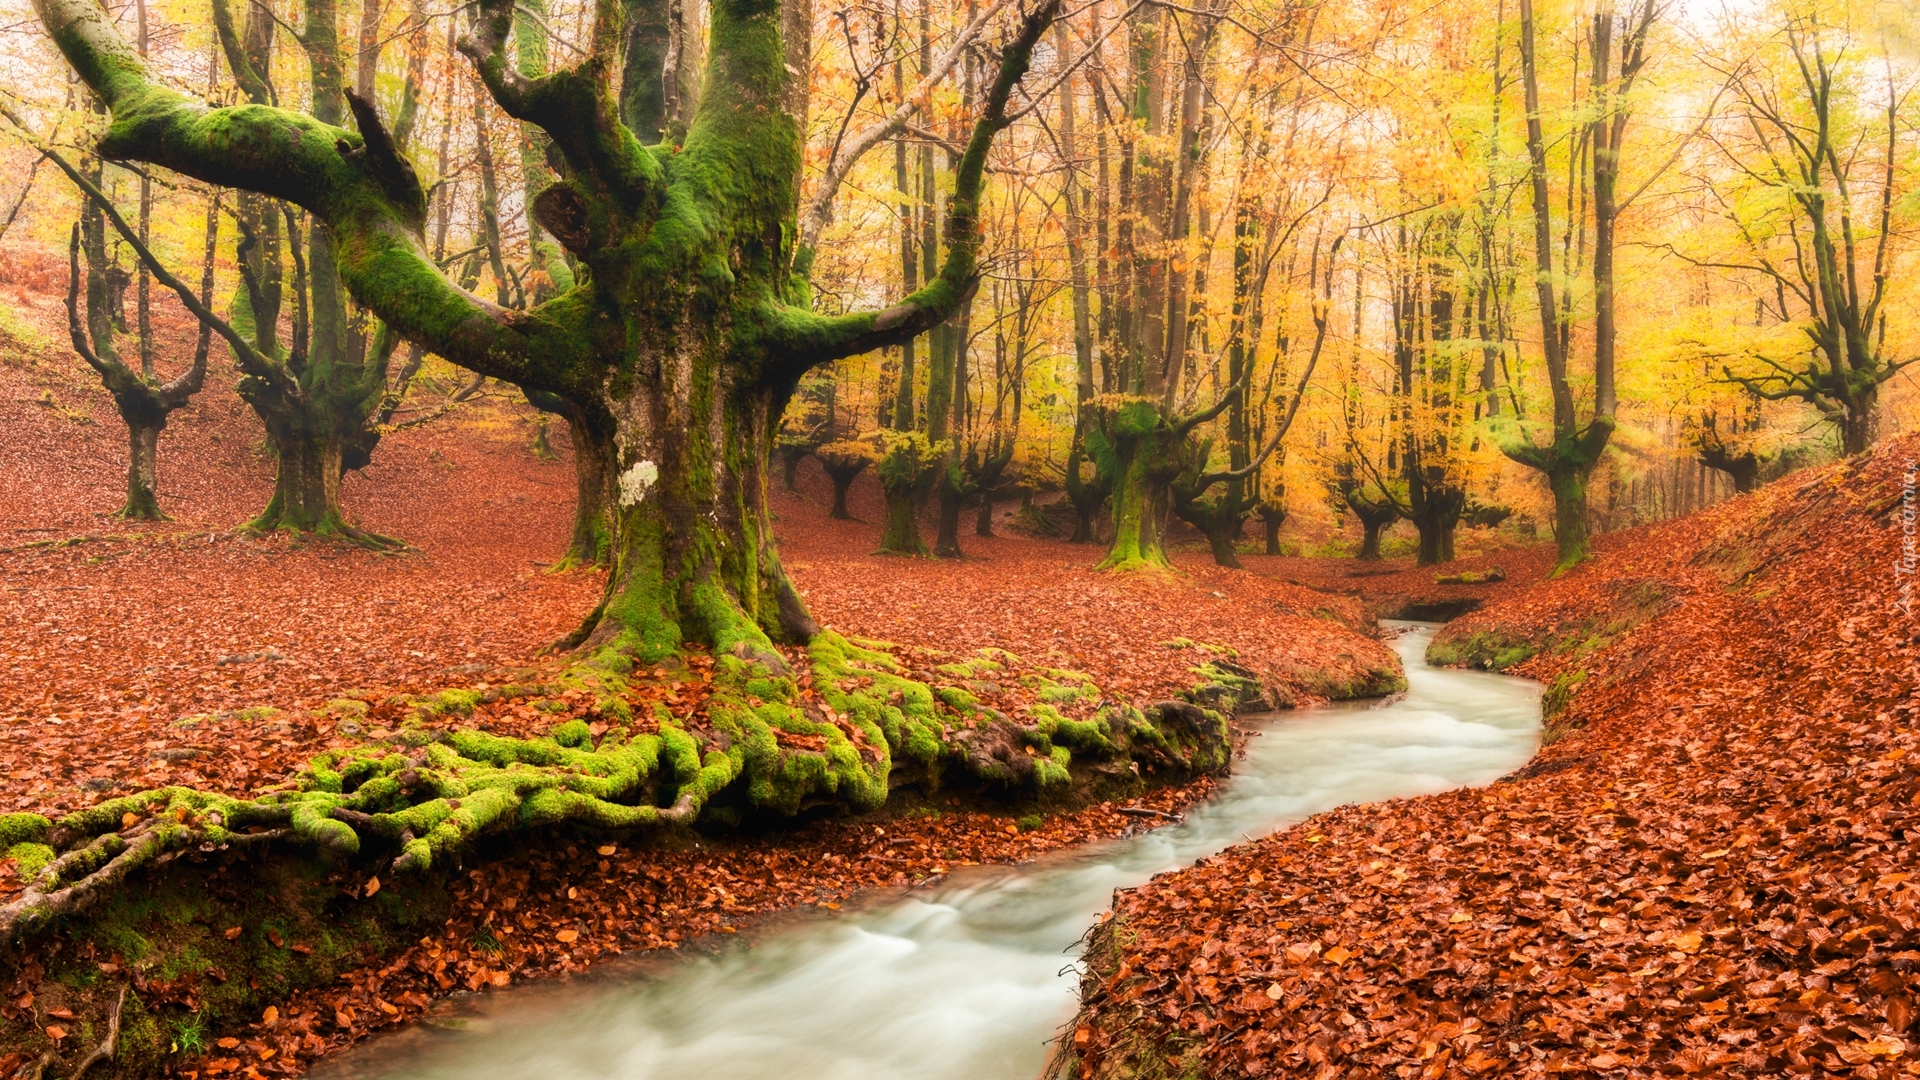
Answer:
[
  {"left": 1065, "top": 436, "right": 1920, "bottom": 1079},
  {"left": 7, "top": 279, "right": 1913, "bottom": 1080},
  {"left": 0, "top": 289, "right": 1399, "bottom": 1076}
]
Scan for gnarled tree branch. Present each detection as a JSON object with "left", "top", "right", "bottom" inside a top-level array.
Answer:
[{"left": 33, "top": 0, "right": 599, "bottom": 401}]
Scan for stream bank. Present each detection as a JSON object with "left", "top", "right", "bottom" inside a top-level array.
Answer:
[
  {"left": 1059, "top": 438, "right": 1920, "bottom": 1079},
  {"left": 303, "top": 623, "right": 1538, "bottom": 1080}
]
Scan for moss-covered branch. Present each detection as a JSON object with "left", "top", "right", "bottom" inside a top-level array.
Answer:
[
  {"left": 762, "top": 0, "right": 1063, "bottom": 373},
  {"left": 31, "top": 0, "right": 598, "bottom": 400},
  {"left": 458, "top": 0, "right": 662, "bottom": 201}
]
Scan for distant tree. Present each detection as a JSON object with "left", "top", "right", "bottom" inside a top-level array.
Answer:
[
  {"left": 51, "top": 156, "right": 215, "bottom": 520},
  {"left": 523, "top": 387, "right": 615, "bottom": 567},
  {"left": 775, "top": 372, "right": 837, "bottom": 493},
  {"left": 1332, "top": 471, "right": 1402, "bottom": 562},
  {"left": 1499, "top": 0, "right": 1659, "bottom": 572},
  {"left": 1687, "top": 410, "right": 1762, "bottom": 494},
  {"left": 1702, "top": 8, "right": 1915, "bottom": 455},
  {"left": 817, "top": 438, "right": 878, "bottom": 520}
]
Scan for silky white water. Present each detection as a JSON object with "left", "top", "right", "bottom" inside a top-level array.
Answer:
[{"left": 316, "top": 622, "right": 1539, "bottom": 1080}]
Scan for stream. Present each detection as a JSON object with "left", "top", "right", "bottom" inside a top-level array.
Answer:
[{"left": 315, "top": 622, "right": 1540, "bottom": 1080}]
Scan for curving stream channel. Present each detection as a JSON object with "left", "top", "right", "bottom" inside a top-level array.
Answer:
[{"left": 316, "top": 622, "right": 1540, "bottom": 1080}]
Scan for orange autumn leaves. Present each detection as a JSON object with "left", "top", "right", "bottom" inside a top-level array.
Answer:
[{"left": 1067, "top": 436, "right": 1920, "bottom": 1078}]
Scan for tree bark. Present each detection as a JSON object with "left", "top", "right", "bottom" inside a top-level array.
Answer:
[
  {"left": 1259, "top": 504, "right": 1284, "bottom": 555},
  {"left": 41, "top": 0, "right": 1058, "bottom": 653},
  {"left": 122, "top": 420, "right": 163, "bottom": 520}
]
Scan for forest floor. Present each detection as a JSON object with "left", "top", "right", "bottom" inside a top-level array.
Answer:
[
  {"left": 1064, "top": 436, "right": 1920, "bottom": 1079},
  {"left": 0, "top": 278, "right": 1455, "bottom": 1076}
]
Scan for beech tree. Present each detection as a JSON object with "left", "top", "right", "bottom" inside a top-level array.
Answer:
[
  {"left": 35, "top": 0, "right": 1062, "bottom": 653},
  {"left": 1701, "top": 9, "right": 1914, "bottom": 456},
  {"left": 1500, "top": 0, "right": 1657, "bottom": 571},
  {"left": 60, "top": 179, "right": 216, "bottom": 520},
  {"left": 2, "top": 0, "right": 1258, "bottom": 930}
]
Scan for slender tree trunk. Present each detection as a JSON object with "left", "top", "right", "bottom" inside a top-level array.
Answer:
[{"left": 1260, "top": 505, "right": 1284, "bottom": 555}]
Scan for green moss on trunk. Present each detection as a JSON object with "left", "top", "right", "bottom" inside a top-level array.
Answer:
[{"left": 1097, "top": 398, "right": 1186, "bottom": 573}]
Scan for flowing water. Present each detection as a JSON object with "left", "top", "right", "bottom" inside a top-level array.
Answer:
[{"left": 317, "top": 622, "right": 1540, "bottom": 1080}]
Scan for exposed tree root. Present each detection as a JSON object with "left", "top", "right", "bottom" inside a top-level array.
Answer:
[
  {"left": 66, "top": 986, "right": 125, "bottom": 1080},
  {"left": 242, "top": 512, "right": 408, "bottom": 553},
  {"left": 16, "top": 1050, "right": 56, "bottom": 1080},
  {"left": 0, "top": 633, "right": 1234, "bottom": 950}
]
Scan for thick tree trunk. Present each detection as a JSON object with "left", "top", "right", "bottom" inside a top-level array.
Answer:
[
  {"left": 817, "top": 450, "right": 869, "bottom": 521},
  {"left": 934, "top": 475, "right": 965, "bottom": 557},
  {"left": 1065, "top": 427, "right": 1111, "bottom": 544},
  {"left": 1840, "top": 403, "right": 1874, "bottom": 458},
  {"left": 1359, "top": 518, "right": 1387, "bottom": 561},
  {"left": 523, "top": 388, "right": 613, "bottom": 567},
  {"left": 1701, "top": 453, "right": 1759, "bottom": 494},
  {"left": 880, "top": 479, "right": 928, "bottom": 555},
  {"left": 255, "top": 422, "right": 348, "bottom": 534},
  {"left": 561, "top": 403, "right": 612, "bottom": 567},
  {"left": 1547, "top": 459, "right": 1595, "bottom": 568},
  {"left": 1410, "top": 486, "right": 1465, "bottom": 567},
  {"left": 1172, "top": 474, "right": 1246, "bottom": 570},
  {"left": 1415, "top": 521, "right": 1456, "bottom": 566},
  {"left": 827, "top": 470, "right": 859, "bottom": 519},
  {"left": 577, "top": 378, "right": 817, "bottom": 662},
  {"left": 1104, "top": 460, "right": 1169, "bottom": 570},
  {"left": 1100, "top": 409, "right": 1181, "bottom": 572},
  {"left": 877, "top": 434, "right": 936, "bottom": 555},
  {"left": 1201, "top": 516, "right": 1239, "bottom": 568},
  {"left": 120, "top": 420, "right": 164, "bottom": 520},
  {"left": 780, "top": 445, "right": 808, "bottom": 492}
]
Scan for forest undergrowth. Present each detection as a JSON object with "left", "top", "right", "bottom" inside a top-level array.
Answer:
[
  {"left": 1057, "top": 435, "right": 1920, "bottom": 1079},
  {"left": 0, "top": 285, "right": 1411, "bottom": 1077}
]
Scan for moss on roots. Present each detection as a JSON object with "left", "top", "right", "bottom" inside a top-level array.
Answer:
[{"left": 2, "top": 632, "right": 1245, "bottom": 951}]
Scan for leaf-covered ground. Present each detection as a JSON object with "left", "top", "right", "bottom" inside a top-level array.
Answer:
[
  {"left": 0, "top": 283, "right": 1417, "bottom": 1075},
  {"left": 778, "top": 457, "right": 1405, "bottom": 709},
  {"left": 0, "top": 287, "right": 601, "bottom": 818},
  {"left": 1062, "top": 437, "right": 1920, "bottom": 1079}
]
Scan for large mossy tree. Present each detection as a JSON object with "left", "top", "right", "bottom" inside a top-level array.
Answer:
[
  {"left": 8, "top": 0, "right": 1256, "bottom": 938},
  {"left": 34, "top": 0, "right": 1052, "bottom": 658}
]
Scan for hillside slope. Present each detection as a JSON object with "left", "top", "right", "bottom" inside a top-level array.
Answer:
[{"left": 1058, "top": 436, "right": 1919, "bottom": 1078}]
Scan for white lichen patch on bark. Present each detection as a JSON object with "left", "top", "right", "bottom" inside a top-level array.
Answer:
[{"left": 618, "top": 459, "right": 659, "bottom": 506}]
